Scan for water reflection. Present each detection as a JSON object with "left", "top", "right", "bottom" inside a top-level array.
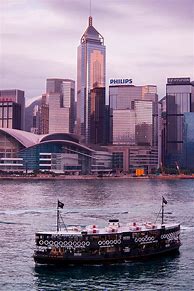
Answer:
[{"left": 34, "top": 254, "right": 180, "bottom": 290}]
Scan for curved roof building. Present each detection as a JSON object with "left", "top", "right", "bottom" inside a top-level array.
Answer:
[{"left": 0, "top": 129, "right": 112, "bottom": 174}]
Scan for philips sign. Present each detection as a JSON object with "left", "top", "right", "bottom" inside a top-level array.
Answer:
[{"left": 110, "top": 78, "right": 133, "bottom": 85}]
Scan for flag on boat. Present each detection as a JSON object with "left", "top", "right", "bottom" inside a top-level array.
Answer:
[
  {"left": 162, "top": 197, "right": 167, "bottom": 204},
  {"left": 58, "top": 200, "right": 64, "bottom": 208}
]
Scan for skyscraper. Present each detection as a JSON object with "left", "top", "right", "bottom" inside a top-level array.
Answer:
[
  {"left": 90, "top": 87, "right": 106, "bottom": 144},
  {"left": 0, "top": 89, "right": 25, "bottom": 130},
  {"left": 162, "top": 77, "right": 194, "bottom": 168},
  {"left": 77, "top": 16, "right": 106, "bottom": 144},
  {"left": 46, "top": 78, "right": 75, "bottom": 134},
  {"left": 30, "top": 94, "right": 49, "bottom": 134},
  {"left": 109, "top": 83, "right": 158, "bottom": 146},
  {"left": 106, "top": 82, "right": 159, "bottom": 173}
]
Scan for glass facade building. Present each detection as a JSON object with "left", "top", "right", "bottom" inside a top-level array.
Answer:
[
  {"left": 90, "top": 87, "right": 106, "bottom": 144},
  {"left": 109, "top": 83, "right": 158, "bottom": 172},
  {"left": 135, "top": 100, "right": 153, "bottom": 146},
  {"left": 112, "top": 110, "right": 135, "bottom": 145},
  {"left": 47, "top": 79, "right": 75, "bottom": 134},
  {"left": 109, "top": 84, "right": 158, "bottom": 147},
  {"left": 0, "top": 129, "right": 112, "bottom": 174},
  {"left": 105, "top": 144, "right": 158, "bottom": 174},
  {"left": 30, "top": 94, "right": 49, "bottom": 135},
  {"left": 165, "top": 77, "right": 194, "bottom": 168},
  {"left": 49, "top": 93, "right": 70, "bottom": 134},
  {"left": 40, "top": 94, "right": 49, "bottom": 134},
  {"left": 77, "top": 16, "right": 106, "bottom": 144},
  {"left": 183, "top": 113, "right": 194, "bottom": 170},
  {"left": 0, "top": 89, "right": 25, "bottom": 130}
]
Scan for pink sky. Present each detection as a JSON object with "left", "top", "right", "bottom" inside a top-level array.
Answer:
[{"left": 0, "top": 0, "right": 194, "bottom": 100}]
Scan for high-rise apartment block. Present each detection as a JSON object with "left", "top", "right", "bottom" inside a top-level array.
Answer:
[
  {"left": 47, "top": 78, "right": 75, "bottom": 134},
  {"left": 0, "top": 89, "right": 25, "bottom": 130},
  {"left": 77, "top": 16, "right": 106, "bottom": 144}
]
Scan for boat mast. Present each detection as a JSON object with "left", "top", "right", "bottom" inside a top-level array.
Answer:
[
  {"left": 57, "top": 203, "right": 59, "bottom": 232},
  {"left": 161, "top": 196, "right": 167, "bottom": 224},
  {"left": 56, "top": 200, "right": 64, "bottom": 232}
]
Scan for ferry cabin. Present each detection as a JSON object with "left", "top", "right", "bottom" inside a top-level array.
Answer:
[{"left": 34, "top": 222, "right": 181, "bottom": 263}]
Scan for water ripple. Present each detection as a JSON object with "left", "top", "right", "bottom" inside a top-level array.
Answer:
[{"left": 0, "top": 179, "right": 194, "bottom": 290}]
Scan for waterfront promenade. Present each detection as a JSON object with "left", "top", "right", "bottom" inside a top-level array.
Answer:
[{"left": 0, "top": 173, "right": 194, "bottom": 181}]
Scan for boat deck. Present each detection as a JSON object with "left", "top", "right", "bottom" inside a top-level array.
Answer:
[{"left": 36, "top": 222, "right": 180, "bottom": 236}]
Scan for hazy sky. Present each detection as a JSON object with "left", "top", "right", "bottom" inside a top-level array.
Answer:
[{"left": 0, "top": 0, "right": 194, "bottom": 101}]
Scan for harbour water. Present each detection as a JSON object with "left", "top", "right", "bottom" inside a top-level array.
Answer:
[{"left": 0, "top": 179, "right": 194, "bottom": 290}]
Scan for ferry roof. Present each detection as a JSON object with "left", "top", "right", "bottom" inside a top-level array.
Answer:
[{"left": 36, "top": 223, "right": 180, "bottom": 236}]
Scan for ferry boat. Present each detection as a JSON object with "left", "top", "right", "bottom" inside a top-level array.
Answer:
[{"left": 33, "top": 198, "right": 181, "bottom": 265}]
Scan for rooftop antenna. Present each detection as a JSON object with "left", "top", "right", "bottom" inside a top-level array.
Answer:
[{"left": 89, "top": 0, "right": 92, "bottom": 26}]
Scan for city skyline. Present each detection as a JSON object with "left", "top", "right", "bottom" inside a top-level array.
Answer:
[{"left": 0, "top": 0, "right": 194, "bottom": 100}]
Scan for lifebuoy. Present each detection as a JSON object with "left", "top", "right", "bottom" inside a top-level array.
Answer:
[{"left": 58, "top": 241, "right": 63, "bottom": 247}]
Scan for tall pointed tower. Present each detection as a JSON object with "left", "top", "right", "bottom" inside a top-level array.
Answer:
[{"left": 77, "top": 16, "right": 106, "bottom": 144}]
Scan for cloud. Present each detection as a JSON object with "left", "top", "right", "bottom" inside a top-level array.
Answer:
[
  {"left": 0, "top": 54, "right": 75, "bottom": 98},
  {"left": 0, "top": 0, "right": 193, "bottom": 100}
]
